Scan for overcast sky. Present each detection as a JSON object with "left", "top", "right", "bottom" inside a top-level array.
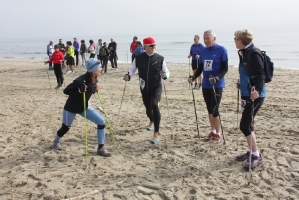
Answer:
[{"left": 0, "top": 0, "right": 298, "bottom": 39}]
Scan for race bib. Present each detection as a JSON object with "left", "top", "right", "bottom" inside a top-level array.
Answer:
[
  {"left": 204, "top": 60, "right": 213, "bottom": 71},
  {"left": 139, "top": 78, "right": 145, "bottom": 90}
]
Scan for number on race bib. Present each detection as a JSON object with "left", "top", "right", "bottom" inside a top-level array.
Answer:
[{"left": 204, "top": 60, "right": 213, "bottom": 71}]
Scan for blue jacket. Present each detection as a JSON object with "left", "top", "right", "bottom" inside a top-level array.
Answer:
[{"left": 134, "top": 46, "right": 144, "bottom": 55}]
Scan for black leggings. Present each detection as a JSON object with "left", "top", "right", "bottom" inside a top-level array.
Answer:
[
  {"left": 53, "top": 64, "right": 64, "bottom": 85},
  {"left": 191, "top": 59, "right": 199, "bottom": 70},
  {"left": 109, "top": 52, "right": 117, "bottom": 68},
  {"left": 141, "top": 86, "right": 162, "bottom": 133},
  {"left": 202, "top": 88, "right": 223, "bottom": 117},
  {"left": 74, "top": 50, "right": 79, "bottom": 65},
  {"left": 240, "top": 97, "right": 264, "bottom": 137}
]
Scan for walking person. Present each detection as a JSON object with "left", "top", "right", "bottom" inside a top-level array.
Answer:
[
  {"left": 52, "top": 58, "right": 111, "bottom": 157},
  {"left": 234, "top": 29, "right": 265, "bottom": 168},
  {"left": 133, "top": 41, "right": 144, "bottom": 56},
  {"left": 44, "top": 45, "right": 64, "bottom": 89},
  {"left": 124, "top": 37, "right": 170, "bottom": 144},
  {"left": 73, "top": 38, "right": 80, "bottom": 66},
  {"left": 100, "top": 42, "right": 109, "bottom": 73},
  {"left": 47, "top": 40, "right": 54, "bottom": 70},
  {"left": 130, "top": 36, "right": 138, "bottom": 63},
  {"left": 188, "top": 30, "right": 228, "bottom": 143},
  {"left": 96, "top": 39, "right": 103, "bottom": 64},
  {"left": 80, "top": 39, "right": 87, "bottom": 67},
  {"left": 87, "top": 40, "right": 96, "bottom": 58},
  {"left": 66, "top": 41, "right": 75, "bottom": 74},
  {"left": 57, "top": 39, "right": 66, "bottom": 68},
  {"left": 188, "top": 35, "right": 204, "bottom": 89},
  {"left": 108, "top": 38, "right": 118, "bottom": 70}
]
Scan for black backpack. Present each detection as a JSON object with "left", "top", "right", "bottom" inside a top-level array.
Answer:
[
  {"left": 260, "top": 51, "right": 274, "bottom": 83},
  {"left": 99, "top": 47, "right": 106, "bottom": 56}
]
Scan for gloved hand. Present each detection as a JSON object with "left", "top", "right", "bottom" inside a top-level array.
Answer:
[
  {"left": 209, "top": 76, "right": 218, "bottom": 85},
  {"left": 78, "top": 83, "right": 87, "bottom": 93},
  {"left": 123, "top": 73, "right": 130, "bottom": 81},
  {"left": 161, "top": 72, "right": 167, "bottom": 80},
  {"left": 188, "top": 75, "right": 195, "bottom": 84}
]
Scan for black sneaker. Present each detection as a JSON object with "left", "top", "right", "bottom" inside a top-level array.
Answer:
[
  {"left": 236, "top": 151, "right": 250, "bottom": 161},
  {"left": 244, "top": 154, "right": 263, "bottom": 168},
  {"left": 97, "top": 147, "right": 111, "bottom": 157}
]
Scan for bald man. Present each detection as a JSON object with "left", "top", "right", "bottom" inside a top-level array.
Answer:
[{"left": 108, "top": 38, "right": 118, "bottom": 70}]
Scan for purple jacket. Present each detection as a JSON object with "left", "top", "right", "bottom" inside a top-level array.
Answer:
[{"left": 73, "top": 41, "right": 80, "bottom": 51}]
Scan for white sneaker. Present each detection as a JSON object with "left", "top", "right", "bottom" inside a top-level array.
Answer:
[
  {"left": 72, "top": 71, "right": 75, "bottom": 74},
  {"left": 66, "top": 70, "right": 72, "bottom": 74},
  {"left": 115, "top": 68, "right": 118, "bottom": 70}
]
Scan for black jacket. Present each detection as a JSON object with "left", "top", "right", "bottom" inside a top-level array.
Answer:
[
  {"left": 63, "top": 72, "right": 97, "bottom": 113},
  {"left": 108, "top": 42, "right": 117, "bottom": 52},
  {"left": 135, "top": 52, "right": 164, "bottom": 92},
  {"left": 238, "top": 43, "right": 265, "bottom": 93}
]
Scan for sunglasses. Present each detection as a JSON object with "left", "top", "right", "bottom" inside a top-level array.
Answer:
[{"left": 148, "top": 44, "right": 156, "bottom": 47}]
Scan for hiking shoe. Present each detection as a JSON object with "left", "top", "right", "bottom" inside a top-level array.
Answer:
[
  {"left": 203, "top": 132, "right": 214, "bottom": 142},
  {"left": 146, "top": 122, "right": 154, "bottom": 131},
  {"left": 236, "top": 151, "right": 250, "bottom": 161},
  {"left": 212, "top": 134, "right": 221, "bottom": 143},
  {"left": 244, "top": 154, "right": 263, "bottom": 169},
  {"left": 53, "top": 141, "right": 62, "bottom": 150},
  {"left": 97, "top": 147, "right": 111, "bottom": 157},
  {"left": 150, "top": 133, "right": 160, "bottom": 144}
]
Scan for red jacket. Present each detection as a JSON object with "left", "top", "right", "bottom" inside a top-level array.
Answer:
[
  {"left": 130, "top": 42, "right": 138, "bottom": 52},
  {"left": 47, "top": 51, "right": 64, "bottom": 64}
]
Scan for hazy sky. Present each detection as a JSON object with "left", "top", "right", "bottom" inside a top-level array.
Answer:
[{"left": 0, "top": 0, "right": 298, "bottom": 39}]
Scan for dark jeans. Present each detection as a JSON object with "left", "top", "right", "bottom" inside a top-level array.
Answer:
[
  {"left": 131, "top": 53, "right": 135, "bottom": 63},
  {"left": 102, "top": 56, "right": 108, "bottom": 73},
  {"left": 74, "top": 50, "right": 79, "bottom": 66},
  {"left": 109, "top": 52, "right": 117, "bottom": 68},
  {"left": 97, "top": 55, "right": 103, "bottom": 65},
  {"left": 53, "top": 64, "right": 64, "bottom": 86},
  {"left": 141, "top": 86, "right": 162, "bottom": 133}
]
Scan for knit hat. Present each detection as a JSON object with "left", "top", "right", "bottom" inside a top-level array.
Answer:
[
  {"left": 143, "top": 37, "right": 155, "bottom": 45},
  {"left": 86, "top": 58, "right": 101, "bottom": 73}
]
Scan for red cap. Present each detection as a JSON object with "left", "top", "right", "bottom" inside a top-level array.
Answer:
[{"left": 143, "top": 37, "right": 156, "bottom": 45}]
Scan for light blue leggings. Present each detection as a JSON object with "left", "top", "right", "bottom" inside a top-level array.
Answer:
[{"left": 62, "top": 107, "right": 105, "bottom": 144}]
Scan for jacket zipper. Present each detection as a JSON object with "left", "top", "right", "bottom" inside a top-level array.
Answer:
[{"left": 147, "top": 56, "right": 151, "bottom": 92}]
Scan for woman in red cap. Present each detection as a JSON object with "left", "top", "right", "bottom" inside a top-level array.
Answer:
[{"left": 124, "top": 37, "right": 170, "bottom": 144}]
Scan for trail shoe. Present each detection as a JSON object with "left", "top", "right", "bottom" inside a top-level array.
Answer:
[
  {"left": 203, "top": 132, "right": 214, "bottom": 142},
  {"left": 146, "top": 122, "right": 154, "bottom": 131},
  {"left": 97, "top": 147, "right": 111, "bottom": 157},
  {"left": 53, "top": 140, "right": 62, "bottom": 150},
  {"left": 150, "top": 133, "right": 160, "bottom": 144},
  {"left": 212, "top": 134, "right": 221, "bottom": 144},
  {"left": 236, "top": 151, "right": 250, "bottom": 161},
  {"left": 244, "top": 154, "right": 263, "bottom": 169}
]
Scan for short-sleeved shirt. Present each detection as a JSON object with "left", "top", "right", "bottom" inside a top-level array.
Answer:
[
  {"left": 200, "top": 44, "right": 228, "bottom": 89},
  {"left": 190, "top": 43, "right": 204, "bottom": 60}
]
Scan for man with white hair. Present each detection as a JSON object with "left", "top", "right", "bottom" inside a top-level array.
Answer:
[
  {"left": 124, "top": 37, "right": 170, "bottom": 144},
  {"left": 189, "top": 30, "right": 228, "bottom": 144}
]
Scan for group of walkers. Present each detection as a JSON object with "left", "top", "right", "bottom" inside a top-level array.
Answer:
[{"left": 48, "top": 29, "right": 266, "bottom": 171}]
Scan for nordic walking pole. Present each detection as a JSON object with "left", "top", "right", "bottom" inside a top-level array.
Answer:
[
  {"left": 248, "top": 86, "right": 255, "bottom": 185},
  {"left": 96, "top": 92, "right": 120, "bottom": 152},
  {"left": 163, "top": 80, "right": 174, "bottom": 139},
  {"left": 83, "top": 90, "right": 88, "bottom": 162},
  {"left": 235, "top": 79, "right": 240, "bottom": 151},
  {"left": 190, "top": 79, "right": 200, "bottom": 138},
  {"left": 114, "top": 80, "right": 127, "bottom": 136},
  {"left": 210, "top": 76, "right": 226, "bottom": 144},
  {"left": 188, "top": 58, "right": 191, "bottom": 90}
]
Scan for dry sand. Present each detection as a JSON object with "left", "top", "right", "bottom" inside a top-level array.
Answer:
[{"left": 0, "top": 59, "right": 299, "bottom": 200}]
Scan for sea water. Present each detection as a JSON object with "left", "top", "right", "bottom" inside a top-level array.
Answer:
[{"left": 0, "top": 31, "right": 298, "bottom": 69}]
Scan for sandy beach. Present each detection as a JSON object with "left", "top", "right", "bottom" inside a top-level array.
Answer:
[{"left": 0, "top": 59, "right": 299, "bottom": 200}]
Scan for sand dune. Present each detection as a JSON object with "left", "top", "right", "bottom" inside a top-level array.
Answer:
[{"left": 0, "top": 59, "right": 298, "bottom": 200}]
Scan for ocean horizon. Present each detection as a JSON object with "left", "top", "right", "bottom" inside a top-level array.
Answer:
[{"left": 0, "top": 31, "right": 298, "bottom": 69}]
